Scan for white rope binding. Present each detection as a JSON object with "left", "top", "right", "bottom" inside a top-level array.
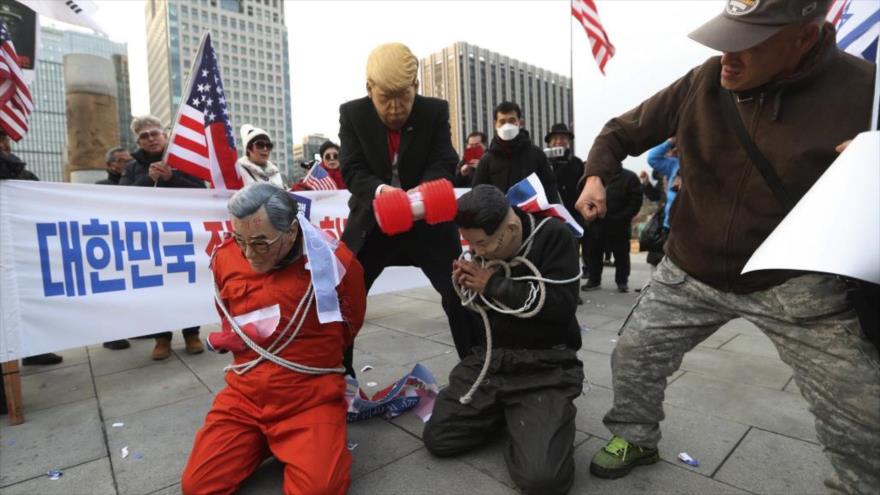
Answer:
[
  {"left": 452, "top": 215, "right": 582, "bottom": 404},
  {"left": 213, "top": 276, "right": 346, "bottom": 376}
]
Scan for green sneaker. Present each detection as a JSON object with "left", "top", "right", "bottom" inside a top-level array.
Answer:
[{"left": 590, "top": 435, "right": 659, "bottom": 479}]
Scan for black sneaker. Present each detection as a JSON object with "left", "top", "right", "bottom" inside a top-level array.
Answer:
[
  {"left": 617, "top": 284, "right": 629, "bottom": 293},
  {"left": 22, "top": 353, "right": 63, "bottom": 366},
  {"left": 582, "top": 281, "right": 601, "bottom": 291},
  {"left": 102, "top": 340, "right": 131, "bottom": 350}
]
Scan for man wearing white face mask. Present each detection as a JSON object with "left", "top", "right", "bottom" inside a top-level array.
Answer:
[{"left": 472, "top": 101, "right": 559, "bottom": 202}]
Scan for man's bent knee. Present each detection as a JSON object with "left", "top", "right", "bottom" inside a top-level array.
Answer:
[
  {"left": 512, "top": 463, "right": 574, "bottom": 495},
  {"left": 423, "top": 422, "right": 471, "bottom": 458}
]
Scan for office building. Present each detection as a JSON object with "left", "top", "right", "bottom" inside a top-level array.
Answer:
[
  {"left": 420, "top": 42, "right": 572, "bottom": 152},
  {"left": 145, "top": 0, "right": 294, "bottom": 176}
]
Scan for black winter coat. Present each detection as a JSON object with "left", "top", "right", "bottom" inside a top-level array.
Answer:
[
  {"left": 472, "top": 131, "right": 559, "bottom": 202},
  {"left": 119, "top": 149, "right": 205, "bottom": 188},
  {"left": 0, "top": 152, "right": 38, "bottom": 181},
  {"left": 587, "top": 168, "right": 642, "bottom": 239},
  {"left": 549, "top": 152, "right": 584, "bottom": 223}
]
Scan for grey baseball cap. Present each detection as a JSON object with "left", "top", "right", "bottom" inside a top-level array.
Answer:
[{"left": 689, "top": 0, "right": 831, "bottom": 52}]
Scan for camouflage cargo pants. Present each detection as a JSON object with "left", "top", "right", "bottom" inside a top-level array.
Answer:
[{"left": 605, "top": 257, "right": 880, "bottom": 495}]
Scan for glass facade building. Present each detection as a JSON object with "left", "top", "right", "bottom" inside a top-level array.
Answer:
[
  {"left": 14, "top": 27, "right": 131, "bottom": 183},
  {"left": 420, "top": 42, "right": 573, "bottom": 153},
  {"left": 145, "top": 0, "right": 293, "bottom": 178}
]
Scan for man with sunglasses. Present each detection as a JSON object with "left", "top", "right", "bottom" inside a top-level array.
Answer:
[
  {"left": 182, "top": 183, "right": 366, "bottom": 494},
  {"left": 120, "top": 115, "right": 206, "bottom": 360},
  {"left": 236, "top": 124, "right": 285, "bottom": 188}
]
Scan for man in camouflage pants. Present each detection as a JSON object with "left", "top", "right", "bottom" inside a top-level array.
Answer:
[{"left": 575, "top": 1, "right": 879, "bottom": 493}]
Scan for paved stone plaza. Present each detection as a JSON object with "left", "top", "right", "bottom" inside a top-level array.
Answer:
[{"left": 0, "top": 254, "right": 831, "bottom": 494}]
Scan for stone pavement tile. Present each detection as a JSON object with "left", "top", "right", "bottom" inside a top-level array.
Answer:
[
  {"left": 424, "top": 325, "right": 457, "bottom": 347},
  {"left": 784, "top": 378, "right": 802, "bottom": 395},
  {"left": 721, "top": 318, "right": 764, "bottom": 336},
  {"left": 657, "top": 404, "right": 750, "bottom": 477},
  {"left": 348, "top": 448, "right": 518, "bottom": 495},
  {"left": 0, "top": 457, "right": 115, "bottom": 495},
  {"left": 146, "top": 483, "right": 182, "bottom": 495},
  {"left": 579, "top": 326, "right": 622, "bottom": 355},
  {"left": 174, "top": 346, "right": 233, "bottom": 395},
  {"left": 418, "top": 349, "right": 461, "bottom": 387},
  {"left": 679, "top": 347, "right": 792, "bottom": 390},
  {"left": 108, "top": 394, "right": 213, "bottom": 495},
  {"left": 356, "top": 322, "right": 389, "bottom": 336},
  {"left": 371, "top": 312, "right": 452, "bottom": 338},
  {"left": 88, "top": 337, "right": 165, "bottom": 377},
  {"left": 388, "top": 409, "right": 430, "bottom": 440},
  {"left": 19, "top": 347, "right": 89, "bottom": 377},
  {"left": 365, "top": 294, "right": 443, "bottom": 320},
  {"left": 95, "top": 358, "right": 211, "bottom": 420},
  {"left": 570, "top": 437, "right": 749, "bottom": 494},
  {"left": 0, "top": 398, "right": 105, "bottom": 486},
  {"left": 696, "top": 324, "right": 742, "bottom": 350},
  {"left": 236, "top": 458, "right": 282, "bottom": 494},
  {"left": 719, "top": 333, "right": 781, "bottom": 360},
  {"left": 354, "top": 329, "right": 451, "bottom": 367},
  {"left": 458, "top": 430, "right": 591, "bottom": 489},
  {"left": 395, "top": 286, "right": 443, "bottom": 303},
  {"left": 715, "top": 428, "right": 830, "bottom": 495},
  {"left": 20, "top": 362, "right": 94, "bottom": 414},
  {"left": 665, "top": 373, "right": 818, "bottom": 443},
  {"left": 574, "top": 385, "right": 613, "bottom": 440},
  {"left": 348, "top": 417, "right": 424, "bottom": 479},
  {"left": 574, "top": 311, "right": 620, "bottom": 332}
]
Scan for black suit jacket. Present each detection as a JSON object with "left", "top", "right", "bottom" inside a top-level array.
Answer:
[{"left": 339, "top": 95, "right": 460, "bottom": 254}]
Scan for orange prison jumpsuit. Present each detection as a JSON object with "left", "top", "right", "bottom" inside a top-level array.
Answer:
[{"left": 181, "top": 237, "right": 366, "bottom": 495}]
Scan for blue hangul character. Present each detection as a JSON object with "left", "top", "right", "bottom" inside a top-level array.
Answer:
[
  {"left": 125, "top": 221, "right": 163, "bottom": 289},
  {"left": 37, "top": 223, "right": 64, "bottom": 297},
  {"left": 162, "top": 222, "right": 196, "bottom": 283},
  {"left": 57, "top": 221, "right": 86, "bottom": 296},
  {"left": 82, "top": 218, "right": 126, "bottom": 293}
]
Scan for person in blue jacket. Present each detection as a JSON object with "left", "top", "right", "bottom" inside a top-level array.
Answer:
[{"left": 646, "top": 137, "right": 680, "bottom": 230}]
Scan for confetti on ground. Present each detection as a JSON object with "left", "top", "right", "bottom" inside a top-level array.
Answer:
[
  {"left": 6, "top": 439, "right": 15, "bottom": 446},
  {"left": 678, "top": 452, "right": 700, "bottom": 467},
  {"left": 121, "top": 446, "right": 129, "bottom": 459},
  {"left": 366, "top": 381, "right": 378, "bottom": 387},
  {"left": 610, "top": 338, "right": 618, "bottom": 343},
  {"left": 360, "top": 365, "right": 373, "bottom": 372},
  {"left": 111, "top": 422, "right": 124, "bottom": 428},
  {"left": 133, "top": 452, "right": 144, "bottom": 460},
  {"left": 346, "top": 442, "right": 358, "bottom": 451},
  {"left": 47, "top": 470, "right": 63, "bottom": 480}
]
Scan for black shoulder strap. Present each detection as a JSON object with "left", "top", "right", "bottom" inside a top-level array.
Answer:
[{"left": 719, "top": 88, "right": 796, "bottom": 211}]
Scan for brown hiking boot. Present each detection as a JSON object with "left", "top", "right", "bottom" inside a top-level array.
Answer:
[
  {"left": 151, "top": 337, "right": 172, "bottom": 360},
  {"left": 184, "top": 334, "right": 204, "bottom": 355}
]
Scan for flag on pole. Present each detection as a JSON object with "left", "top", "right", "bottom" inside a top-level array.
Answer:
[
  {"left": 20, "top": 0, "right": 106, "bottom": 35},
  {"left": 0, "top": 21, "right": 34, "bottom": 141},
  {"left": 828, "top": 0, "right": 880, "bottom": 62},
  {"left": 303, "top": 162, "right": 338, "bottom": 191},
  {"left": 507, "top": 173, "right": 584, "bottom": 238},
  {"left": 572, "top": 0, "right": 615, "bottom": 74},
  {"left": 164, "top": 33, "right": 242, "bottom": 190}
]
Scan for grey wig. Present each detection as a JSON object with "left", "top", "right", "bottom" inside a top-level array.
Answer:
[{"left": 228, "top": 182, "right": 297, "bottom": 232}]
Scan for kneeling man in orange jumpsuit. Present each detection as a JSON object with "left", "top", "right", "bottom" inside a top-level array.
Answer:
[{"left": 181, "top": 182, "right": 366, "bottom": 495}]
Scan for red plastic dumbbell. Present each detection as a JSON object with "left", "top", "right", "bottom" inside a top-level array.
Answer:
[{"left": 373, "top": 179, "right": 457, "bottom": 235}]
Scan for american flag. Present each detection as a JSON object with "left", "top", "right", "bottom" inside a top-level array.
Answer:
[
  {"left": 572, "top": 0, "right": 615, "bottom": 74},
  {"left": 0, "top": 21, "right": 34, "bottom": 141},
  {"left": 164, "top": 33, "right": 242, "bottom": 190},
  {"left": 507, "top": 174, "right": 584, "bottom": 238},
  {"left": 303, "top": 162, "right": 338, "bottom": 191},
  {"left": 828, "top": 0, "right": 879, "bottom": 62}
]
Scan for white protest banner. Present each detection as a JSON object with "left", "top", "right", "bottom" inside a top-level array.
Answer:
[
  {"left": 0, "top": 181, "right": 457, "bottom": 360},
  {"left": 743, "top": 131, "right": 880, "bottom": 284}
]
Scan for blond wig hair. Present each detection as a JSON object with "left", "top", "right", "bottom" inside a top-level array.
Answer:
[{"left": 366, "top": 42, "right": 418, "bottom": 92}]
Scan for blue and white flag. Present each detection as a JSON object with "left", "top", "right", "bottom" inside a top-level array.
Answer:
[
  {"left": 506, "top": 173, "right": 584, "bottom": 238},
  {"left": 828, "top": 0, "right": 880, "bottom": 62},
  {"left": 297, "top": 211, "right": 345, "bottom": 323}
]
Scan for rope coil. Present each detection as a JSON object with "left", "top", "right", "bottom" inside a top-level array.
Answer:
[{"left": 452, "top": 215, "right": 582, "bottom": 404}]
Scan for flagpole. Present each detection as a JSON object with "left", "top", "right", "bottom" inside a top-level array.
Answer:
[
  {"left": 162, "top": 31, "right": 209, "bottom": 167},
  {"left": 871, "top": 41, "right": 879, "bottom": 131},
  {"left": 570, "top": 0, "right": 574, "bottom": 129}
]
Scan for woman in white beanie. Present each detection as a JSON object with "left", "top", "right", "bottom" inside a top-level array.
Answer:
[{"left": 236, "top": 124, "right": 285, "bottom": 188}]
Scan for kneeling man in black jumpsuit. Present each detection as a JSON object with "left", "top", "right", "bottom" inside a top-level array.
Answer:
[{"left": 423, "top": 184, "right": 585, "bottom": 495}]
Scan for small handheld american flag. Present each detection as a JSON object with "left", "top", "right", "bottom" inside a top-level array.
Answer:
[
  {"left": 0, "top": 21, "right": 34, "bottom": 141},
  {"left": 164, "top": 32, "right": 242, "bottom": 190},
  {"left": 303, "top": 162, "right": 338, "bottom": 191}
]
